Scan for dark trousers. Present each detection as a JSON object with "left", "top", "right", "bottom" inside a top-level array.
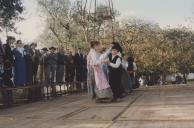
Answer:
[
  {"left": 75, "top": 66, "right": 83, "bottom": 90},
  {"left": 128, "top": 76, "right": 133, "bottom": 92},
  {"left": 2, "top": 68, "right": 13, "bottom": 107},
  {"left": 28, "top": 87, "right": 42, "bottom": 102},
  {"left": 56, "top": 65, "right": 65, "bottom": 83},
  {"left": 32, "top": 64, "right": 39, "bottom": 84},
  {"left": 46, "top": 65, "right": 56, "bottom": 84},
  {"left": 130, "top": 74, "right": 135, "bottom": 89},
  {"left": 109, "top": 71, "right": 123, "bottom": 99},
  {"left": 2, "top": 89, "right": 13, "bottom": 107},
  {"left": 65, "top": 67, "right": 75, "bottom": 83}
]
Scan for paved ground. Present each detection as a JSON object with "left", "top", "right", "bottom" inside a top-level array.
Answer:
[{"left": 0, "top": 85, "right": 194, "bottom": 128}]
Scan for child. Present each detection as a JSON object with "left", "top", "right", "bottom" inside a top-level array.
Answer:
[{"left": 107, "top": 45, "right": 124, "bottom": 101}]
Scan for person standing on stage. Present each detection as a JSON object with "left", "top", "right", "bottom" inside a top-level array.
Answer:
[
  {"left": 87, "top": 41, "right": 113, "bottom": 101},
  {"left": 107, "top": 45, "right": 123, "bottom": 101}
]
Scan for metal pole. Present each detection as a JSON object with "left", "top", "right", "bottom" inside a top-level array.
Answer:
[
  {"left": 110, "top": 0, "right": 115, "bottom": 41},
  {"left": 94, "top": 0, "right": 97, "bottom": 40},
  {"left": 87, "top": 0, "right": 93, "bottom": 42}
]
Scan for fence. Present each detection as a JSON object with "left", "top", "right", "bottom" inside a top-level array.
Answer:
[{"left": 0, "top": 81, "right": 87, "bottom": 108}]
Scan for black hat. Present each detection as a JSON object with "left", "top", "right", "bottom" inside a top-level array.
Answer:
[
  {"left": 6, "top": 36, "right": 15, "bottom": 43},
  {"left": 30, "top": 43, "right": 37, "bottom": 47},
  {"left": 128, "top": 57, "right": 134, "bottom": 62},
  {"left": 112, "top": 42, "right": 123, "bottom": 53},
  {"left": 7, "top": 36, "right": 15, "bottom": 41},
  {"left": 112, "top": 45, "right": 120, "bottom": 52},
  {"left": 42, "top": 48, "right": 48, "bottom": 51},
  {"left": 49, "top": 47, "right": 56, "bottom": 50}
]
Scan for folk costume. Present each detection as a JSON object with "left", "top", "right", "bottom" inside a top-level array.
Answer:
[
  {"left": 108, "top": 46, "right": 124, "bottom": 100},
  {"left": 87, "top": 48, "right": 113, "bottom": 100},
  {"left": 13, "top": 47, "right": 27, "bottom": 86}
]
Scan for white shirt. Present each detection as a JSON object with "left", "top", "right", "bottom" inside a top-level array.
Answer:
[
  {"left": 17, "top": 47, "right": 25, "bottom": 56},
  {"left": 109, "top": 55, "right": 121, "bottom": 68},
  {"left": 133, "top": 62, "right": 137, "bottom": 71},
  {"left": 122, "top": 60, "right": 128, "bottom": 71}
]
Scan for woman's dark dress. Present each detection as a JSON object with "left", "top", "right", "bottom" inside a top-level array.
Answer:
[{"left": 13, "top": 48, "right": 26, "bottom": 86}]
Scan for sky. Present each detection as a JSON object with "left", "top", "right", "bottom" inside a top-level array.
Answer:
[{"left": 1, "top": 0, "right": 194, "bottom": 42}]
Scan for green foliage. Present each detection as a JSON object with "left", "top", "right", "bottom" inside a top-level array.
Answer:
[
  {"left": 37, "top": 0, "right": 117, "bottom": 48},
  {"left": 37, "top": 1, "right": 194, "bottom": 77},
  {"left": 0, "top": 0, "right": 23, "bottom": 31},
  {"left": 115, "top": 18, "right": 194, "bottom": 76}
]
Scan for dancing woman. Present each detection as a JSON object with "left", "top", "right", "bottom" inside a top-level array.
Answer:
[{"left": 87, "top": 41, "right": 113, "bottom": 102}]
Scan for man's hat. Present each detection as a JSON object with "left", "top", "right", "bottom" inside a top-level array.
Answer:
[
  {"left": 41, "top": 48, "right": 48, "bottom": 51},
  {"left": 7, "top": 36, "right": 15, "bottom": 41},
  {"left": 30, "top": 43, "right": 37, "bottom": 47},
  {"left": 111, "top": 42, "right": 123, "bottom": 53},
  {"left": 49, "top": 47, "right": 56, "bottom": 50},
  {"left": 112, "top": 45, "right": 120, "bottom": 52},
  {"left": 7, "top": 36, "right": 15, "bottom": 40}
]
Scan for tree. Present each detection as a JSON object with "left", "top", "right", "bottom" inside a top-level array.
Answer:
[
  {"left": 0, "top": 0, "right": 23, "bottom": 31},
  {"left": 37, "top": 0, "right": 118, "bottom": 49},
  {"left": 37, "top": 0, "right": 74, "bottom": 48},
  {"left": 71, "top": 1, "right": 117, "bottom": 44},
  {"left": 114, "top": 18, "right": 194, "bottom": 83},
  {"left": 164, "top": 27, "right": 194, "bottom": 83}
]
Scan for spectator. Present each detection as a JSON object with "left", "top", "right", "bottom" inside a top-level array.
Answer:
[
  {"left": 65, "top": 51, "right": 75, "bottom": 83},
  {"left": 83, "top": 53, "right": 88, "bottom": 84},
  {"left": 46, "top": 47, "right": 57, "bottom": 84},
  {"left": 24, "top": 44, "right": 33, "bottom": 85},
  {"left": 74, "top": 48, "right": 84, "bottom": 90},
  {"left": 24, "top": 44, "right": 38, "bottom": 101},
  {"left": 176, "top": 74, "right": 182, "bottom": 84},
  {"left": 2, "top": 36, "right": 15, "bottom": 107},
  {"left": 3, "top": 36, "right": 15, "bottom": 103},
  {"left": 0, "top": 39, "right": 5, "bottom": 86},
  {"left": 47, "top": 47, "right": 57, "bottom": 96},
  {"left": 13, "top": 40, "right": 27, "bottom": 86},
  {"left": 107, "top": 45, "right": 124, "bottom": 101},
  {"left": 39, "top": 48, "right": 49, "bottom": 84},
  {"left": 3, "top": 36, "right": 15, "bottom": 87},
  {"left": 56, "top": 46, "right": 66, "bottom": 84},
  {"left": 30, "top": 43, "right": 40, "bottom": 84}
]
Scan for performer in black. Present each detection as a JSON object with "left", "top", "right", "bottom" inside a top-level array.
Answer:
[{"left": 107, "top": 45, "right": 124, "bottom": 101}]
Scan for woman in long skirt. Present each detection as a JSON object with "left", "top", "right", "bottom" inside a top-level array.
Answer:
[
  {"left": 87, "top": 41, "right": 113, "bottom": 101},
  {"left": 13, "top": 40, "right": 26, "bottom": 86}
]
